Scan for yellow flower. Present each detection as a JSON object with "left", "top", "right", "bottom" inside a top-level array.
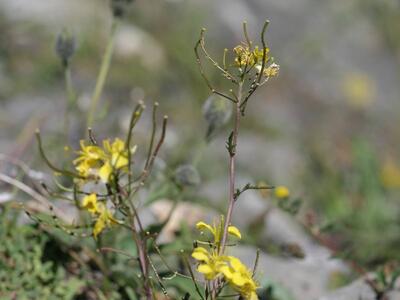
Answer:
[
  {"left": 191, "top": 247, "right": 229, "bottom": 280},
  {"left": 381, "top": 158, "right": 400, "bottom": 189},
  {"left": 196, "top": 217, "right": 241, "bottom": 246},
  {"left": 73, "top": 140, "right": 105, "bottom": 178},
  {"left": 275, "top": 185, "right": 290, "bottom": 199},
  {"left": 73, "top": 138, "right": 133, "bottom": 183},
  {"left": 233, "top": 45, "right": 270, "bottom": 69},
  {"left": 82, "top": 193, "right": 99, "bottom": 215},
  {"left": 252, "top": 46, "right": 269, "bottom": 64},
  {"left": 342, "top": 73, "right": 375, "bottom": 109},
  {"left": 263, "top": 63, "right": 279, "bottom": 77},
  {"left": 255, "top": 62, "right": 279, "bottom": 78},
  {"left": 93, "top": 203, "right": 119, "bottom": 239},
  {"left": 221, "top": 256, "right": 259, "bottom": 300},
  {"left": 103, "top": 138, "right": 129, "bottom": 169}
]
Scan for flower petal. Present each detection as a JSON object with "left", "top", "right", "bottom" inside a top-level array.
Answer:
[
  {"left": 197, "top": 264, "right": 213, "bottom": 274},
  {"left": 99, "top": 161, "right": 112, "bottom": 183},
  {"left": 228, "top": 225, "right": 242, "bottom": 239},
  {"left": 192, "top": 247, "right": 210, "bottom": 262},
  {"left": 196, "top": 221, "right": 215, "bottom": 236}
]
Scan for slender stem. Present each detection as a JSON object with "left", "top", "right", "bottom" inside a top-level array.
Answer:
[
  {"left": 87, "top": 20, "right": 119, "bottom": 129},
  {"left": 63, "top": 66, "right": 77, "bottom": 140},
  {"left": 220, "top": 82, "right": 243, "bottom": 253}
]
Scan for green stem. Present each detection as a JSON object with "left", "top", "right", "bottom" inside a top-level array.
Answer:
[{"left": 87, "top": 20, "right": 119, "bottom": 130}]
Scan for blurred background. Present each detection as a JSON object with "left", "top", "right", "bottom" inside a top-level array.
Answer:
[{"left": 1, "top": 0, "right": 400, "bottom": 299}]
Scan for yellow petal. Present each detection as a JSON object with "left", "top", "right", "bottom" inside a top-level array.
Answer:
[
  {"left": 191, "top": 247, "right": 210, "bottom": 262},
  {"left": 228, "top": 225, "right": 242, "bottom": 239},
  {"left": 196, "top": 221, "right": 215, "bottom": 236},
  {"left": 197, "top": 264, "right": 213, "bottom": 275},
  {"left": 112, "top": 153, "right": 128, "bottom": 169},
  {"left": 82, "top": 193, "right": 98, "bottom": 214},
  {"left": 231, "top": 272, "right": 247, "bottom": 287},
  {"left": 99, "top": 161, "right": 112, "bottom": 183},
  {"left": 249, "top": 291, "right": 259, "bottom": 300},
  {"left": 219, "top": 265, "right": 234, "bottom": 280},
  {"left": 93, "top": 217, "right": 106, "bottom": 239}
]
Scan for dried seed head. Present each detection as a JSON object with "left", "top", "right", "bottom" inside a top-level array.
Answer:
[
  {"left": 55, "top": 30, "right": 76, "bottom": 67},
  {"left": 202, "top": 95, "right": 232, "bottom": 141},
  {"left": 174, "top": 164, "right": 201, "bottom": 187},
  {"left": 111, "top": 0, "right": 134, "bottom": 18}
]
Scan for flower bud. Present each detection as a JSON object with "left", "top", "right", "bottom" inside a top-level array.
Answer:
[
  {"left": 174, "top": 164, "right": 201, "bottom": 187},
  {"left": 202, "top": 95, "right": 232, "bottom": 141},
  {"left": 55, "top": 31, "right": 76, "bottom": 67}
]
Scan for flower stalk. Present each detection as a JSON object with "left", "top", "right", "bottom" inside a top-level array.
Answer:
[{"left": 87, "top": 20, "right": 119, "bottom": 129}]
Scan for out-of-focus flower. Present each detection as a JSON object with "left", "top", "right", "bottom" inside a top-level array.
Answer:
[
  {"left": 82, "top": 193, "right": 99, "bottom": 215},
  {"left": 381, "top": 157, "right": 400, "bottom": 189},
  {"left": 275, "top": 185, "right": 290, "bottom": 199},
  {"left": 221, "top": 256, "right": 259, "bottom": 300},
  {"left": 342, "top": 73, "right": 376, "bottom": 109},
  {"left": 93, "top": 203, "right": 119, "bottom": 239},
  {"left": 81, "top": 194, "right": 119, "bottom": 238}
]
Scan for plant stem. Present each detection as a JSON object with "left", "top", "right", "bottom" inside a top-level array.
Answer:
[
  {"left": 87, "top": 20, "right": 119, "bottom": 130},
  {"left": 64, "top": 65, "right": 77, "bottom": 140},
  {"left": 220, "top": 82, "right": 243, "bottom": 253}
]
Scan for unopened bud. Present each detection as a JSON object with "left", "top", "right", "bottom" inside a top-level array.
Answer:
[
  {"left": 55, "top": 30, "right": 76, "bottom": 67},
  {"left": 174, "top": 164, "right": 201, "bottom": 187},
  {"left": 202, "top": 95, "right": 232, "bottom": 141},
  {"left": 111, "top": 0, "right": 134, "bottom": 18}
]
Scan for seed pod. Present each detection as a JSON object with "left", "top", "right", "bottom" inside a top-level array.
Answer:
[
  {"left": 111, "top": 0, "right": 134, "bottom": 18},
  {"left": 202, "top": 94, "right": 232, "bottom": 141},
  {"left": 55, "top": 31, "right": 76, "bottom": 67},
  {"left": 174, "top": 164, "right": 201, "bottom": 187}
]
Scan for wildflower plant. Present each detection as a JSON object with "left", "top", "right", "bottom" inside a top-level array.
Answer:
[
  {"left": 188, "top": 21, "right": 280, "bottom": 299},
  {"left": 10, "top": 0, "right": 283, "bottom": 297}
]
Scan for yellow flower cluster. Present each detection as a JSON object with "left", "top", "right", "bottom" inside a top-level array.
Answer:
[
  {"left": 74, "top": 138, "right": 133, "bottom": 183},
  {"left": 233, "top": 45, "right": 268, "bottom": 68},
  {"left": 233, "top": 44, "right": 279, "bottom": 78},
  {"left": 192, "top": 218, "right": 258, "bottom": 300},
  {"left": 82, "top": 193, "right": 119, "bottom": 238}
]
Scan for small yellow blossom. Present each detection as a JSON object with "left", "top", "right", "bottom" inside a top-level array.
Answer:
[
  {"left": 191, "top": 247, "right": 229, "bottom": 280},
  {"left": 233, "top": 45, "right": 269, "bottom": 68},
  {"left": 196, "top": 217, "right": 241, "bottom": 246},
  {"left": 221, "top": 256, "right": 259, "bottom": 300},
  {"left": 103, "top": 138, "right": 129, "bottom": 169},
  {"left": 73, "top": 138, "right": 132, "bottom": 183},
  {"left": 93, "top": 203, "right": 119, "bottom": 239},
  {"left": 82, "top": 193, "right": 99, "bottom": 215},
  {"left": 275, "top": 185, "right": 290, "bottom": 199},
  {"left": 342, "top": 73, "right": 375, "bottom": 109},
  {"left": 255, "top": 62, "right": 279, "bottom": 78},
  {"left": 381, "top": 158, "right": 400, "bottom": 189}
]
